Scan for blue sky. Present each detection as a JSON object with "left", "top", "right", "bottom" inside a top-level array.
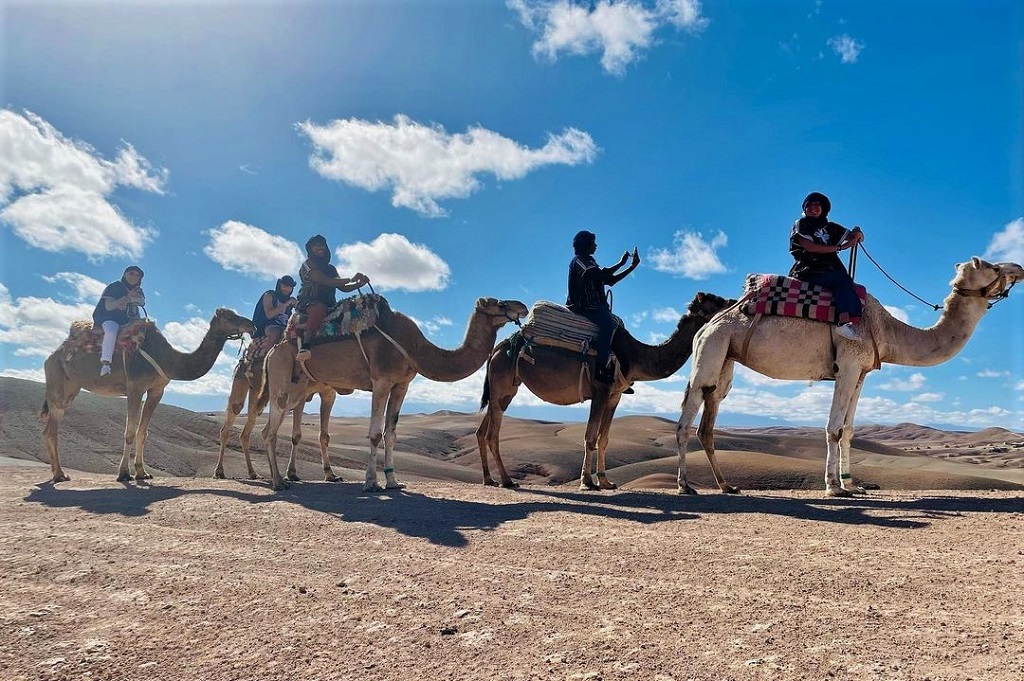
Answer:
[{"left": 2, "top": 0, "right": 1022, "bottom": 430}]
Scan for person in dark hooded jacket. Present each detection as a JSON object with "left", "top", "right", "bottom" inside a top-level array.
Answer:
[
  {"left": 93, "top": 265, "right": 146, "bottom": 376},
  {"left": 295, "top": 235, "right": 369, "bottom": 359},
  {"left": 566, "top": 230, "right": 640, "bottom": 384},
  {"left": 788, "top": 191, "right": 865, "bottom": 340}
]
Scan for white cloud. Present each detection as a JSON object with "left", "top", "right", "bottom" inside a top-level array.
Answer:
[
  {"left": 648, "top": 230, "right": 728, "bottom": 279},
  {"left": 876, "top": 371, "right": 926, "bottom": 391},
  {"left": 910, "top": 392, "right": 944, "bottom": 403},
  {"left": 0, "top": 109, "right": 166, "bottom": 259},
  {"left": 335, "top": 233, "right": 451, "bottom": 292},
  {"left": 1016, "top": 380, "right": 1024, "bottom": 391},
  {"left": 0, "top": 367, "right": 46, "bottom": 382},
  {"left": 164, "top": 370, "right": 236, "bottom": 397},
  {"left": 984, "top": 218, "right": 1024, "bottom": 264},
  {"left": 0, "top": 282, "right": 94, "bottom": 358},
  {"left": 651, "top": 306, "right": 681, "bottom": 323},
  {"left": 976, "top": 369, "right": 1009, "bottom": 379},
  {"left": 827, "top": 34, "right": 864, "bottom": 64},
  {"left": 734, "top": 364, "right": 791, "bottom": 387},
  {"left": 408, "top": 315, "right": 454, "bottom": 336},
  {"left": 509, "top": 0, "right": 707, "bottom": 75},
  {"left": 298, "top": 114, "right": 597, "bottom": 217},
  {"left": 41, "top": 272, "right": 107, "bottom": 303},
  {"left": 882, "top": 304, "right": 910, "bottom": 324},
  {"left": 162, "top": 316, "right": 241, "bottom": 370},
  {"left": 204, "top": 221, "right": 304, "bottom": 279}
]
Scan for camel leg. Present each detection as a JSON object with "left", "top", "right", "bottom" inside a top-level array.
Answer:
[
  {"left": 131, "top": 386, "right": 164, "bottom": 480},
  {"left": 475, "top": 409, "right": 497, "bottom": 486},
  {"left": 824, "top": 369, "right": 863, "bottom": 497},
  {"left": 237, "top": 388, "right": 263, "bottom": 479},
  {"left": 594, "top": 392, "right": 623, "bottom": 490},
  {"left": 477, "top": 399, "right": 518, "bottom": 489},
  {"left": 262, "top": 398, "right": 291, "bottom": 491},
  {"left": 285, "top": 405, "right": 303, "bottom": 481},
  {"left": 42, "top": 355, "right": 78, "bottom": 483},
  {"left": 363, "top": 382, "right": 391, "bottom": 492},
  {"left": 261, "top": 346, "right": 297, "bottom": 491},
  {"left": 117, "top": 390, "right": 145, "bottom": 482},
  {"left": 318, "top": 389, "right": 341, "bottom": 482},
  {"left": 381, "top": 382, "right": 410, "bottom": 489},
  {"left": 838, "top": 372, "right": 868, "bottom": 495},
  {"left": 215, "top": 376, "right": 249, "bottom": 478},
  {"left": 578, "top": 390, "right": 609, "bottom": 491},
  {"left": 696, "top": 361, "right": 739, "bottom": 494},
  {"left": 675, "top": 381, "right": 702, "bottom": 495}
]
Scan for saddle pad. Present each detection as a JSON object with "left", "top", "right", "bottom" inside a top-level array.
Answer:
[
  {"left": 62, "top": 319, "right": 152, "bottom": 359},
  {"left": 288, "top": 293, "right": 384, "bottom": 346},
  {"left": 742, "top": 274, "right": 867, "bottom": 323},
  {"left": 521, "top": 301, "right": 622, "bottom": 353}
]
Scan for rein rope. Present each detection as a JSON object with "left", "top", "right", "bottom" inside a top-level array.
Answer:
[{"left": 855, "top": 245, "right": 1014, "bottom": 310}]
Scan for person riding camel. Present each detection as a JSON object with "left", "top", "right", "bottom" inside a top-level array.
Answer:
[
  {"left": 93, "top": 265, "right": 146, "bottom": 377},
  {"left": 566, "top": 230, "right": 640, "bottom": 384},
  {"left": 295, "top": 234, "right": 369, "bottom": 361}
]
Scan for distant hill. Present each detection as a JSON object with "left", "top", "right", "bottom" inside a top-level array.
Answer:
[{"left": 3, "top": 377, "right": 1022, "bottom": 491}]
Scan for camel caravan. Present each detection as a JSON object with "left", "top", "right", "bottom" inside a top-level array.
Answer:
[{"left": 39, "top": 215, "right": 1024, "bottom": 497}]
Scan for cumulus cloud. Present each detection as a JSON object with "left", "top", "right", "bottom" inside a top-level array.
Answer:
[
  {"left": 0, "top": 109, "right": 166, "bottom": 259},
  {"left": 204, "top": 221, "right": 305, "bottom": 279},
  {"left": 298, "top": 115, "right": 597, "bottom": 217},
  {"left": 509, "top": 0, "right": 708, "bottom": 75},
  {"left": 41, "top": 272, "right": 107, "bottom": 303},
  {"left": 876, "top": 372, "right": 926, "bottom": 392},
  {"left": 648, "top": 230, "right": 728, "bottom": 279},
  {"left": 408, "top": 315, "right": 454, "bottom": 336},
  {"left": 882, "top": 305, "right": 911, "bottom": 324},
  {"left": 0, "top": 282, "right": 94, "bottom": 358},
  {"left": 651, "top": 306, "right": 681, "bottom": 323},
  {"left": 335, "top": 233, "right": 451, "bottom": 292},
  {"left": 827, "top": 34, "right": 864, "bottom": 64},
  {"left": 983, "top": 218, "right": 1024, "bottom": 264}
]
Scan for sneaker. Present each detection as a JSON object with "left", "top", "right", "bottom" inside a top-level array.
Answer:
[
  {"left": 836, "top": 322, "right": 860, "bottom": 341},
  {"left": 100, "top": 361, "right": 112, "bottom": 377},
  {"left": 622, "top": 385, "right": 635, "bottom": 395}
]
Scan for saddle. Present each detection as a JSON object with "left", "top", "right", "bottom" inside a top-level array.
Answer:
[
  {"left": 518, "top": 301, "right": 623, "bottom": 356},
  {"left": 286, "top": 293, "right": 384, "bottom": 347},
  {"left": 741, "top": 274, "right": 867, "bottom": 324},
  {"left": 61, "top": 319, "right": 152, "bottom": 361}
]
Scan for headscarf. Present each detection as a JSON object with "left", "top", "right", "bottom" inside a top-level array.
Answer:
[{"left": 802, "top": 192, "right": 832, "bottom": 217}]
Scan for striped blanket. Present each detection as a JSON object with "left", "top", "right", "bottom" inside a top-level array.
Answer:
[
  {"left": 741, "top": 274, "right": 867, "bottom": 323},
  {"left": 287, "top": 293, "right": 384, "bottom": 346},
  {"left": 520, "top": 301, "right": 622, "bottom": 355},
  {"left": 61, "top": 319, "right": 153, "bottom": 360}
]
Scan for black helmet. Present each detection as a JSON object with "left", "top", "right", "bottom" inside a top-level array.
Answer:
[
  {"left": 305, "top": 234, "right": 328, "bottom": 255},
  {"left": 277, "top": 275, "right": 296, "bottom": 287},
  {"left": 802, "top": 192, "right": 831, "bottom": 217},
  {"left": 572, "top": 230, "right": 596, "bottom": 249}
]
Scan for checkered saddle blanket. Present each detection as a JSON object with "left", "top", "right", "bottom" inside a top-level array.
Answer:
[
  {"left": 61, "top": 319, "right": 153, "bottom": 360},
  {"left": 741, "top": 274, "right": 867, "bottom": 323},
  {"left": 520, "top": 301, "right": 622, "bottom": 356},
  {"left": 287, "top": 293, "right": 384, "bottom": 347}
]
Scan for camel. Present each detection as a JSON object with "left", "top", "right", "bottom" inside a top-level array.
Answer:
[
  {"left": 259, "top": 296, "right": 529, "bottom": 491},
  {"left": 476, "top": 292, "right": 733, "bottom": 490},
  {"left": 675, "top": 257, "right": 1024, "bottom": 497},
  {"left": 214, "top": 351, "right": 352, "bottom": 481},
  {"left": 41, "top": 308, "right": 256, "bottom": 483}
]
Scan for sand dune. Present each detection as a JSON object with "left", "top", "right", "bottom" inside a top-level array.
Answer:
[{"left": 4, "top": 377, "right": 1022, "bottom": 491}]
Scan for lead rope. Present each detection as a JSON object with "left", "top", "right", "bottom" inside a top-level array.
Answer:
[{"left": 857, "top": 244, "right": 943, "bottom": 311}]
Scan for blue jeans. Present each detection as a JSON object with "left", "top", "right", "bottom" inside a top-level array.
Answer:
[
  {"left": 800, "top": 270, "right": 861, "bottom": 323},
  {"left": 578, "top": 307, "right": 616, "bottom": 368}
]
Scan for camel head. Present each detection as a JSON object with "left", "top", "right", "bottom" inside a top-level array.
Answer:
[
  {"left": 951, "top": 257, "right": 1024, "bottom": 302},
  {"left": 685, "top": 292, "right": 735, "bottom": 324},
  {"left": 211, "top": 308, "right": 257, "bottom": 339},
  {"left": 473, "top": 297, "right": 530, "bottom": 328}
]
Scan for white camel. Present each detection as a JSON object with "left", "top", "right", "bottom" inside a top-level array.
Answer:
[{"left": 675, "top": 257, "right": 1024, "bottom": 496}]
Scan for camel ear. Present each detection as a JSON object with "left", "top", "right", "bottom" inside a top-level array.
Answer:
[
  {"left": 696, "top": 292, "right": 705, "bottom": 303},
  {"left": 971, "top": 256, "right": 982, "bottom": 268}
]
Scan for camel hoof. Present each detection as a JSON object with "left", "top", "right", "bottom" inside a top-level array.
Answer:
[
  {"left": 722, "top": 485, "right": 741, "bottom": 495},
  {"left": 324, "top": 474, "right": 341, "bottom": 483},
  {"left": 248, "top": 472, "right": 262, "bottom": 480},
  {"left": 286, "top": 472, "right": 301, "bottom": 482},
  {"left": 677, "top": 485, "right": 699, "bottom": 495},
  {"left": 270, "top": 479, "right": 290, "bottom": 491},
  {"left": 579, "top": 479, "right": 599, "bottom": 491},
  {"left": 117, "top": 472, "right": 132, "bottom": 482},
  {"left": 847, "top": 486, "right": 867, "bottom": 495},
  {"left": 52, "top": 474, "right": 71, "bottom": 483},
  {"left": 385, "top": 481, "right": 406, "bottom": 490},
  {"left": 213, "top": 470, "right": 226, "bottom": 479},
  {"left": 826, "top": 486, "right": 853, "bottom": 498},
  {"left": 501, "top": 480, "right": 520, "bottom": 490},
  {"left": 363, "top": 483, "right": 384, "bottom": 493},
  {"left": 599, "top": 480, "right": 617, "bottom": 490},
  {"left": 483, "top": 478, "right": 500, "bottom": 487},
  {"left": 135, "top": 472, "right": 152, "bottom": 481}
]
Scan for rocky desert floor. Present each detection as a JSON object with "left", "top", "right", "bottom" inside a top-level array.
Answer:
[{"left": 2, "top": 465, "right": 1022, "bottom": 681}]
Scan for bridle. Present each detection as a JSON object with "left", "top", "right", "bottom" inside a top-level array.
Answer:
[{"left": 954, "top": 266, "right": 1017, "bottom": 308}]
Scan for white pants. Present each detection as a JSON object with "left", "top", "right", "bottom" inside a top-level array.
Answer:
[{"left": 100, "top": 320, "right": 119, "bottom": 363}]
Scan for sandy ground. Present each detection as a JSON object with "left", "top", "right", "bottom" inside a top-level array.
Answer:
[{"left": 2, "top": 466, "right": 1022, "bottom": 681}]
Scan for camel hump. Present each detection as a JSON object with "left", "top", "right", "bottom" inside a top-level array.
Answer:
[
  {"left": 742, "top": 273, "right": 867, "bottom": 324},
  {"left": 62, "top": 319, "right": 153, "bottom": 358},
  {"left": 522, "top": 301, "right": 623, "bottom": 351}
]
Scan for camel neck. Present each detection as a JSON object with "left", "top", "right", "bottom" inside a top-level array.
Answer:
[
  {"left": 401, "top": 311, "right": 498, "bottom": 382},
  {"left": 877, "top": 290, "right": 989, "bottom": 366},
  {"left": 624, "top": 315, "right": 707, "bottom": 381}
]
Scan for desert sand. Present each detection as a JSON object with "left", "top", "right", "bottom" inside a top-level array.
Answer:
[{"left": 1, "top": 377, "right": 1023, "bottom": 680}]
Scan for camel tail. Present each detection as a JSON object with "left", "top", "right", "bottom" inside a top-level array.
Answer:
[{"left": 479, "top": 362, "right": 491, "bottom": 411}]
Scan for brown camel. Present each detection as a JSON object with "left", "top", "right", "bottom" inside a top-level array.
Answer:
[
  {"left": 215, "top": 352, "right": 352, "bottom": 481},
  {"left": 476, "top": 292, "right": 733, "bottom": 490},
  {"left": 259, "top": 296, "right": 529, "bottom": 491},
  {"left": 676, "top": 257, "right": 1024, "bottom": 497},
  {"left": 41, "top": 308, "right": 255, "bottom": 483}
]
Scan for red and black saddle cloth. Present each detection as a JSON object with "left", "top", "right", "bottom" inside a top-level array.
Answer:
[
  {"left": 518, "top": 301, "right": 623, "bottom": 357},
  {"left": 741, "top": 274, "right": 867, "bottom": 323},
  {"left": 286, "top": 293, "right": 384, "bottom": 347},
  {"left": 61, "top": 319, "right": 153, "bottom": 361}
]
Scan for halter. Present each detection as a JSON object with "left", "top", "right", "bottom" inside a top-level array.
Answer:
[{"left": 954, "top": 267, "right": 1016, "bottom": 308}]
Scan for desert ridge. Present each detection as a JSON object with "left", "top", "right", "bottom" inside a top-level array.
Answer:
[{"left": 2, "top": 377, "right": 1022, "bottom": 491}]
